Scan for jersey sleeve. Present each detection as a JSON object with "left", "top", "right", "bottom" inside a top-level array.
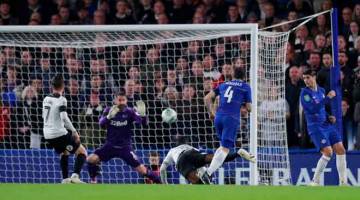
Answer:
[
  {"left": 244, "top": 84, "right": 252, "bottom": 103},
  {"left": 59, "top": 97, "right": 67, "bottom": 113}
]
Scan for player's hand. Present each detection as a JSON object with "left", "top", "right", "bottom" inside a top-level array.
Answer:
[
  {"left": 107, "top": 105, "right": 120, "bottom": 119},
  {"left": 327, "top": 90, "right": 336, "bottom": 99},
  {"left": 135, "top": 100, "right": 146, "bottom": 116},
  {"left": 328, "top": 116, "right": 336, "bottom": 124},
  {"left": 72, "top": 132, "right": 80, "bottom": 143}
]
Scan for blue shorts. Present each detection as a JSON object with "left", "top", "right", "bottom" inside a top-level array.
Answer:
[
  {"left": 214, "top": 114, "right": 240, "bottom": 148},
  {"left": 308, "top": 123, "right": 342, "bottom": 151}
]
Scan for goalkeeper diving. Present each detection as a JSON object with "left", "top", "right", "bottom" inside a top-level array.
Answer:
[
  {"left": 86, "top": 89, "right": 160, "bottom": 183},
  {"left": 160, "top": 136, "right": 255, "bottom": 184}
]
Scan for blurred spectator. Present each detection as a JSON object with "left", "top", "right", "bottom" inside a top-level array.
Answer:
[
  {"left": 0, "top": 1, "right": 18, "bottom": 25},
  {"left": 176, "top": 57, "right": 190, "bottom": 85},
  {"left": 287, "top": 0, "right": 313, "bottom": 18},
  {"left": 168, "top": 0, "right": 191, "bottom": 24},
  {"left": 124, "top": 79, "right": 141, "bottom": 107},
  {"left": 339, "top": 51, "right": 354, "bottom": 98},
  {"left": 65, "top": 78, "right": 85, "bottom": 130},
  {"left": 307, "top": 51, "right": 321, "bottom": 72},
  {"left": 137, "top": 0, "right": 156, "bottom": 24},
  {"left": 93, "top": 9, "right": 106, "bottom": 25},
  {"left": 50, "top": 14, "right": 61, "bottom": 25},
  {"left": 353, "top": 4, "right": 360, "bottom": 24},
  {"left": 112, "top": 0, "right": 135, "bottom": 24},
  {"left": 145, "top": 151, "right": 160, "bottom": 184},
  {"left": 348, "top": 21, "right": 359, "bottom": 51},
  {"left": 285, "top": 65, "right": 305, "bottom": 147},
  {"left": 156, "top": 13, "right": 169, "bottom": 24},
  {"left": 342, "top": 98, "right": 355, "bottom": 150},
  {"left": 73, "top": 7, "right": 92, "bottom": 24},
  {"left": 258, "top": 2, "right": 280, "bottom": 29},
  {"left": 317, "top": 52, "right": 332, "bottom": 92},
  {"left": 341, "top": 7, "right": 353, "bottom": 36}
]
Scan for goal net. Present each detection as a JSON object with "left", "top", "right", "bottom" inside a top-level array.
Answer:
[{"left": 0, "top": 25, "right": 290, "bottom": 185}]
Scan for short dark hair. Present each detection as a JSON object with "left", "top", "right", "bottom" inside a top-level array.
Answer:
[
  {"left": 51, "top": 74, "right": 64, "bottom": 90},
  {"left": 149, "top": 151, "right": 159, "bottom": 157},
  {"left": 175, "top": 135, "right": 189, "bottom": 146},
  {"left": 303, "top": 68, "right": 317, "bottom": 76},
  {"left": 234, "top": 67, "right": 245, "bottom": 79}
]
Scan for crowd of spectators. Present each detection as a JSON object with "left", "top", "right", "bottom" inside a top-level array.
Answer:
[{"left": 0, "top": 0, "right": 360, "bottom": 151}]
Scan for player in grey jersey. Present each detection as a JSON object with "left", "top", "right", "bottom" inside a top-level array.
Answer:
[
  {"left": 160, "top": 136, "right": 255, "bottom": 184},
  {"left": 43, "top": 75, "right": 87, "bottom": 183}
]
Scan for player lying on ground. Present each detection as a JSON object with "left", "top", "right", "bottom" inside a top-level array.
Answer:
[
  {"left": 42, "top": 74, "right": 87, "bottom": 184},
  {"left": 300, "top": 69, "right": 347, "bottom": 186},
  {"left": 160, "top": 136, "right": 255, "bottom": 184},
  {"left": 202, "top": 67, "right": 252, "bottom": 184},
  {"left": 87, "top": 90, "right": 161, "bottom": 183}
]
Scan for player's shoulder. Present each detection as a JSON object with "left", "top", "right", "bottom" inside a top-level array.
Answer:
[{"left": 300, "top": 87, "right": 311, "bottom": 95}]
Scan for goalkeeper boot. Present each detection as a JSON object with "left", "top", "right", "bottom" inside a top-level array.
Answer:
[
  {"left": 70, "top": 173, "right": 85, "bottom": 184},
  {"left": 61, "top": 178, "right": 71, "bottom": 184},
  {"left": 238, "top": 149, "right": 256, "bottom": 163},
  {"left": 199, "top": 171, "right": 212, "bottom": 184}
]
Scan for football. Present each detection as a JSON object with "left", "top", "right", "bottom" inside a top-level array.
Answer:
[{"left": 161, "top": 108, "right": 177, "bottom": 124}]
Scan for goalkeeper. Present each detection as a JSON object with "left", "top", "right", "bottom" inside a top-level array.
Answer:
[
  {"left": 160, "top": 136, "right": 255, "bottom": 184},
  {"left": 86, "top": 90, "right": 160, "bottom": 183}
]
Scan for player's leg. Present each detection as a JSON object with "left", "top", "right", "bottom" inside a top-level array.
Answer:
[
  {"left": 70, "top": 144, "right": 87, "bottom": 183},
  {"left": 87, "top": 144, "right": 114, "bottom": 183},
  {"left": 331, "top": 127, "right": 347, "bottom": 185},
  {"left": 310, "top": 130, "right": 333, "bottom": 186},
  {"left": 205, "top": 116, "right": 237, "bottom": 178},
  {"left": 87, "top": 153, "right": 101, "bottom": 183},
  {"left": 120, "top": 146, "right": 161, "bottom": 183},
  {"left": 60, "top": 151, "right": 70, "bottom": 183}
]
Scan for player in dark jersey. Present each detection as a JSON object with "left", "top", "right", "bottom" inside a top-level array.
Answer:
[
  {"left": 86, "top": 90, "right": 160, "bottom": 183},
  {"left": 202, "top": 67, "right": 252, "bottom": 183}
]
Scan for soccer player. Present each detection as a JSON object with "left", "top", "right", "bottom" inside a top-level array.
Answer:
[
  {"left": 43, "top": 75, "right": 87, "bottom": 183},
  {"left": 202, "top": 67, "right": 252, "bottom": 183},
  {"left": 160, "top": 136, "right": 255, "bottom": 184},
  {"left": 300, "top": 69, "right": 347, "bottom": 186},
  {"left": 86, "top": 90, "right": 161, "bottom": 183}
]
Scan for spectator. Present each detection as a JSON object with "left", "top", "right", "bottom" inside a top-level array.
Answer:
[
  {"left": 50, "top": 14, "right": 61, "bottom": 25},
  {"left": 314, "top": 34, "right": 327, "bottom": 52},
  {"left": 17, "top": 50, "right": 37, "bottom": 86},
  {"left": 112, "top": 0, "right": 135, "bottom": 24},
  {"left": 317, "top": 52, "right": 332, "bottom": 92},
  {"left": 176, "top": 57, "right": 190, "bottom": 86},
  {"left": 311, "top": 14, "right": 330, "bottom": 36},
  {"left": 258, "top": 2, "right": 280, "bottom": 29},
  {"left": 65, "top": 78, "right": 85, "bottom": 130},
  {"left": 58, "top": 6, "right": 71, "bottom": 24},
  {"left": 124, "top": 79, "right": 141, "bottom": 107},
  {"left": 162, "top": 86, "right": 179, "bottom": 108},
  {"left": 192, "top": 10, "right": 205, "bottom": 24},
  {"left": 339, "top": 51, "right": 354, "bottom": 98},
  {"left": 168, "top": 0, "right": 191, "bottom": 24},
  {"left": 156, "top": 13, "right": 169, "bottom": 24},
  {"left": 342, "top": 98, "right": 355, "bottom": 150},
  {"left": 17, "top": 85, "right": 42, "bottom": 149},
  {"left": 0, "top": 1, "right": 18, "bottom": 25},
  {"left": 73, "top": 7, "right": 92, "bottom": 24},
  {"left": 287, "top": 0, "right": 313, "bottom": 18},
  {"left": 285, "top": 65, "right": 304, "bottom": 147},
  {"left": 93, "top": 9, "right": 106, "bottom": 25},
  {"left": 137, "top": 0, "right": 156, "bottom": 24},
  {"left": 341, "top": 7, "right": 353, "bottom": 36},
  {"left": 236, "top": 0, "right": 250, "bottom": 23},
  {"left": 348, "top": 21, "right": 359, "bottom": 51},
  {"left": 145, "top": 151, "right": 161, "bottom": 184},
  {"left": 225, "top": 4, "right": 242, "bottom": 23},
  {"left": 307, "top": 51, "right": 322, "bottom": 72},
  {"left": 353, "top": 4, "right": 360, "bottom": 24},
  {"left": 153, "top": 1, "right": 167, "bottom": 23}
]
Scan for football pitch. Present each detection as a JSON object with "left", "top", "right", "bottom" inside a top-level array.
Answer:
[{"left": 0, "top": 184, "right": 359, "bottom": 200}]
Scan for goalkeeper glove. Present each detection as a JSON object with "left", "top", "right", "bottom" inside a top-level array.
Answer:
[
  {"left": 135, "top": 100, "right": 146, "bottom": 116},
  {"left": 107, "top": 105, "right": 120, "bottom": 119}
]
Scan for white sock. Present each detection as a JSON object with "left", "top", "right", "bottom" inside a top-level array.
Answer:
[
  {"left": 206, "top": 148, "right": 229, "bottom": 176},
  {"left": 312, "top": 155, "right": 331, "bottom": 184},
  {"left": 336, "top": 154, "right": 347, "bottom": 184}
]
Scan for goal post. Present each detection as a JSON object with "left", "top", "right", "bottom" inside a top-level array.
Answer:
[{"left": 0, "top": 24, "right": 291, "bottom": 185}]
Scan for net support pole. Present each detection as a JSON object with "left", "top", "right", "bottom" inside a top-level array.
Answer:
[
  {"left": 249, "top": 25, "right": 259, "bottom": 186},
  {"left": 330, "top": 8, "right": 343, "bottom": 142}
]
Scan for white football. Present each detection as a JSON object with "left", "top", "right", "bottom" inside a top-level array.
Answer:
[{"left": 161, "top": 108, "right": 177, "bottom": 124}]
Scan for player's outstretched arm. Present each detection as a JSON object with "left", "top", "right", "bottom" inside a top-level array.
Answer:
[
  {"left": 159, "top": 163, "right": 168, "bottom": 184},
  {"left": 204, "top": 91, "right": 216, "bottom": 118}
]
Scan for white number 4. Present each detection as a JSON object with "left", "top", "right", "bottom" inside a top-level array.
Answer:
[{"left": 224, "top": 86, "right": 233, "bottom": 103}]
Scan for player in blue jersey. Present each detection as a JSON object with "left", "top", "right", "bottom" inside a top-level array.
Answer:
[
  {"left": 86, "top": 90, "right": 160, "bottom": 184},
  {"left": 202, "top": 67, "right": 252, "bottom": 183},
  {"left": 300, "top": 69, "right": 347, "bottom": 186}
]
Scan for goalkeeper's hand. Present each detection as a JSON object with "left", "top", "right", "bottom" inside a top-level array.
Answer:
[
  {"left": 107, "top": 105, "right": 120, "bottom": 119},
  {"left": 135, "top": 100, "right": 146, "bottom": 116}
]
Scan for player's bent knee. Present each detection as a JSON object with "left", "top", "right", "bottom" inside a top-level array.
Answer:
[
  {"left": 87, "top": 154, "right": 99, "bottom": 164},
  {"left": 321, "top": 147, "right": 333, "bottom": 157},
  {"left": 334, "top": 143, "right": 346, "bottom": 155},
  {"left": 76, "top": 145, "right": 87, "bottom": 156}
]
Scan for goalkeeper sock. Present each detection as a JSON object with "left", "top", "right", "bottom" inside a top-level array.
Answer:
[
  {"left": 206, "top": 148, "right": 229, "bottom": 176},
  {"left": 336, "top": 154, "right": 347, "bottom": 184},
  {"left": 88, "top": 163, "right": 100, "bottom": 179},
  {"left": 224, "top": 152, "right": 239, "bottom": 163},
  {"left": 74, "top": 154, "right": 86, "bottom": 175},
  {"left": 145, "top": 170, "right": 161, "bottom": 184},
  {"left": 313, "top": 155, "right": 330, "bottom": 184},
  {"left": 60, "top": 154, "right": 69, "bottom": 179}
]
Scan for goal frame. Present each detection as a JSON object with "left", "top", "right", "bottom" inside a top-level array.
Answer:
[{"left": 0, "top": 24, "right": 259, "bottom": 185}]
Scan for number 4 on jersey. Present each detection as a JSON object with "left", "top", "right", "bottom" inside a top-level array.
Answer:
[{"left": 224, "top": 86, "right": 233, "bottom": 103}]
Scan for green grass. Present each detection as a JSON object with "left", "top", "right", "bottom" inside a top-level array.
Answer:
[{"left": 0, "top": 184, "right": 359, "bottom": 200}]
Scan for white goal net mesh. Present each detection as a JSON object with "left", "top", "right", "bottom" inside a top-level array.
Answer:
[{"left": 0, "top": 26, "right": 290, "bottom": 185}]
